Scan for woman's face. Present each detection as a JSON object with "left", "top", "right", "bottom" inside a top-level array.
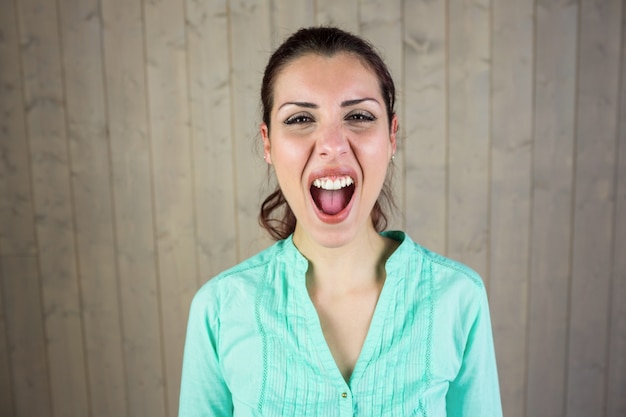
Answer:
[{"left": 261, "top": 52, "right": 397, "bottom": 249}]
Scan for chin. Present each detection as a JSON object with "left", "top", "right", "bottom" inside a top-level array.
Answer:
[{"left": 295, "top": 213, "right": 370, "bottom": 251}]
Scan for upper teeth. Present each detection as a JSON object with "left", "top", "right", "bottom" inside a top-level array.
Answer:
[{"left": 312, "top": 176, "right": 354, "bottom": 190}]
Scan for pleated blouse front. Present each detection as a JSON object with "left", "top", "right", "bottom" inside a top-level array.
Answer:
[{"left": 179, "top": 231, "right": 502, "bottom": 417}]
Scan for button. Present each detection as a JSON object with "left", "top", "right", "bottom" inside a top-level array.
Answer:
[{"left": 341, "top": 392, "right": 348, "bottom": 398}]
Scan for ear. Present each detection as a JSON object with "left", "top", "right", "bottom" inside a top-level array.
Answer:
[
  {"left": 260, "top": 122, "right": 272, "bottom": 164},
  {"left": 390, "top": 114, "right": 398, "bottom": 156}
]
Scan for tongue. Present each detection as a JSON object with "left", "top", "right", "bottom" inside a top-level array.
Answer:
[{"left": 317, "top": 189, "right": 348, "bottom": 215}]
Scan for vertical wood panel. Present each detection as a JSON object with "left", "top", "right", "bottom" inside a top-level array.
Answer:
[
  {"left": 1, "top": 256, "right": 52, "bottom": 417},
  {"left": 0, "top": 3, "right": 45, "bottom": 414},
  {"left": 143, "top": 0, "right": 197, "bottom": 414},
  {"left": 0, "top": 263, "right": 14, "bottom": 416},
  {"left": 15, "top": 0, "right": 90, "bottom": 415},
  {"left": 526, "top": 2, "right": 578, "bottom": 416},
  {"left": 0, "top": 0, "right": 36, "bottom": 257},
  {"left": 57, "top": 0, "right": 127, "bottom": 415},
  {"left": 402, "top": 0, "right": 447, "bottom": 253},
  {"left": 489, "top": 1, "right": 533, "bottom": 416},
  {"left": 607, "top": 7, "right": 626, "bottom": 415},
  {"left": 186, "top": 0, "right": 238, "bottom": 282},
  {"left": 229, "top": 0, "right": 272, "bottom": 259},
  {"left": 447, "top": 0, "right": 491, "bottom": 281},
  {"left": 606, "top": 7, "right": 626, "bottom": 417},
  {"left": 271, "top": 0, "right": 315, "bottom": 47},
  {"left": 315, "top": 0, "right": 359, "bottom": 33},
  {"left": 100, "top": 0, "right": 166, "bottom": 415},
  {"left": 567, "top": 1, "right": 623, "bottom": 416},
  {"left": 360, "top": 0, "right": 404, "bottom": 231}
]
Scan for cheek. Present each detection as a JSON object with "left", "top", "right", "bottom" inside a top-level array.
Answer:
[
  {"left": 272, "top": 137, "right": 312, "bottom": 169},
  {"left": 352, "top": 134, "right": 393, "bottom": 164},
  {"left": 272, "top": 143, "right": 307, "bottom": 188},
  {"left": 274, "top": 142, "right": 301, "bottom": 161}
]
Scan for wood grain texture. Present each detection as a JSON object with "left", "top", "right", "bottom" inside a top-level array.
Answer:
[
  {"left": 526, "top": 2, "right": 578, "bottom": 416},
  {"left": 566, "top": 1, "right": 623, "bottom": 416},
  {"left": 229, "top": 0, "right": 273, "bottom": 259},
  {"left": 607, "top": 7, "right": 626, "bottom": 415},
  {"left": 186, "top": 0, "right": 239, "bottom": 282},
  {"left": 0, "top": 5, "right": 42, "bottom": 414},
  {"left": 15, "top": 0, "right": 90, "bottom": 415},
  {"left": 57, "top": 1, "right": 127, "bottom": 415},
  {"left": 100, "top": 0, "right": 167, "bottom": 415},
  {"left": 606, "top": 7, "right": 626, "bottom": 417},
  {"left": 0, "top": 259, "right": 16, "bottom": 417},
  {"left": 143, "top": 0, "right": 198, "bottom": 414},
  {"left": 489, "top": 1, "right": 534, "bottom": 416},
  {"left": 0, "top": 0, "right": 36, "bottom": 257},
  {"left": 360, "top": 0, "right": 404, "bottom": 231},
  {"left": 402, "top": 0, "right": 447, "bottom": 254},
  {"left": 1, "top": 256, "right": 52, "bottom": 417},
  {"left": 271, "top": 0, "right": 314, "bottom": 47},
  {"left": 315, "top": 0, "right": 359, "bottom": 34},
  {"left": 447, "top": 0, "right": 491, "bottom": 282},
  {"left": 0, "top": 2, "right": 624, "bottom": 416}
]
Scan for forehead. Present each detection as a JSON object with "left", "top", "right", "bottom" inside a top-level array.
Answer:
[{"left": 272, "top": 52, "right": 381, "bottom": 102}]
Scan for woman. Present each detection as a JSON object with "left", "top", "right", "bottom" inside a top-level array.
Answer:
[{"left": 179, "top": 26, "right": 502, "bottom": 416}]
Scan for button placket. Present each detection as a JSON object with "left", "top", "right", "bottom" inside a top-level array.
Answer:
[{"left": 338, "top": 389, "right": 354, "bottom": 417}]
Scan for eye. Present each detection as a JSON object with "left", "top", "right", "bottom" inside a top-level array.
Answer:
[
  {"left": 284, "top": 112, "right": 314, "bottom": 125},
  {"left": 346, "top": 111, "right": 376, "bottom": 122}
]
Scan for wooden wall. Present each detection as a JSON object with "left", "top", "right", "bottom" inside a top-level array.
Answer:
[{"left": 0, "top": 0, "right": 624, "bottom": 416}]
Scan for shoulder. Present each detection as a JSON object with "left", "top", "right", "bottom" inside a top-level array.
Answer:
[
  {"left": 190, "top": 239, "right": 288, "bottom": 313},
  {"left": 411, "top": 241, "right": 491, "bottom": 341},
  {"left": 389, "top": 231, "right": 487, "bottom": 316},
  {"left": 418, "top": 244, "right": 485, "bottom": 293},
  {"left": 396, "top": 234, "right": 494, "bottom": 350},
  {"left": 422, "top": 246, "right": 487, "bottom": 320},
  {"left": 387, "top": 231, "right": 485, "bottom": 293}
]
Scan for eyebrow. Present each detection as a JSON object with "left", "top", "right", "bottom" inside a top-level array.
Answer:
[
  {"left": 341, "top": 98, "right": 379, "bottom": 107},
  {"left": 277, "top": 97, "right": 380, "bottom": 111}
]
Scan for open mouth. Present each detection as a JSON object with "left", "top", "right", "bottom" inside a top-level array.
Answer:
[{"left": 310, "top": 176, "right": 356, "bottom": 215}]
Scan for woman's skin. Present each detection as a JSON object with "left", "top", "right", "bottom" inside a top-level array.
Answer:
[{"left": 261, "top": 52, "right": 400, "bottom": 381}]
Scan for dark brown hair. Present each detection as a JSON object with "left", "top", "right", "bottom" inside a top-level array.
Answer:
[{"left": 259, "top": 26, "right": 397, "bottom": 240}]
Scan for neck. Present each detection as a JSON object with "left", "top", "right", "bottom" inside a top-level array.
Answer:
[{"left": 293, "top": 225, "right": 396, "bottom": 293}]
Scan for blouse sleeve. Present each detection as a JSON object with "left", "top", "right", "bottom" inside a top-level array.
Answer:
[
  {"left": 179, "top": 287, "right": 233, "bottom": 417},
  {"left": 446, "top": 286, "right": 503, "bottom": 417}
]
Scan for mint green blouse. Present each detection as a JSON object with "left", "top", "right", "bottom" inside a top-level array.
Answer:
[{"left": 179, "top": 231, "right": 502, "bottom": 416}]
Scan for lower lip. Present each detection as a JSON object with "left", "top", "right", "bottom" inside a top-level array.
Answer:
[{"left": 310, "top": 189, "right": 355, "bottom": 224}]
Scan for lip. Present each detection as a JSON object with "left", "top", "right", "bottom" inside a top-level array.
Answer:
[{"left": 307, "top": 167, "right": 358, "bottom": 224}]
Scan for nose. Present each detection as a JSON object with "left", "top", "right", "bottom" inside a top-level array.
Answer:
[{"left": 316, "top": 122, "right": 349, "bottom": 160}]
